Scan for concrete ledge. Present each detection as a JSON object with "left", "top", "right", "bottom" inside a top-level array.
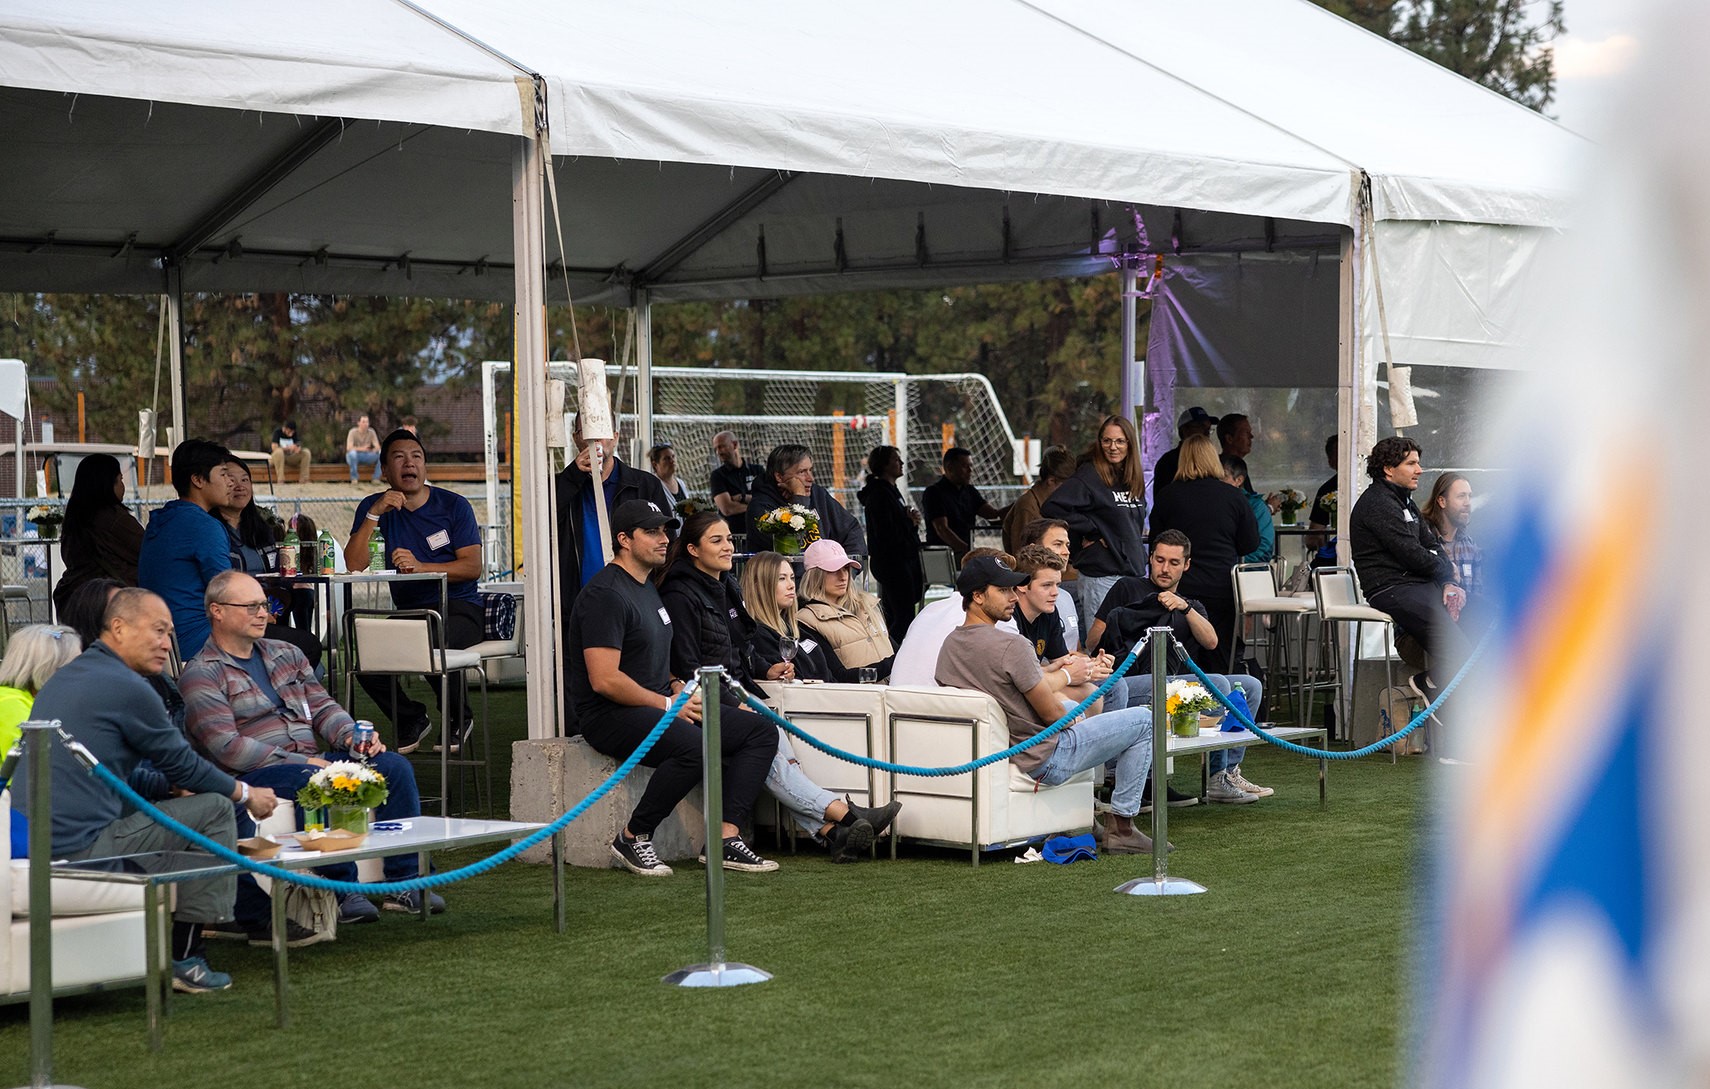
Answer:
[{"left": 510, "top": 737, "right": 704, "bottom": 868}]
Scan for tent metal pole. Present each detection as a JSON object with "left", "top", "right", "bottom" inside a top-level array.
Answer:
[
  {"left": 513, "top": 130, "right": 558, "bottom": 742},
  {"left": 166, "top": 266, "right": 187, "bottom": 451},
  {"left": 1120, "top": 263, "right": 1139, "bottom": 423},
  {"left": 1337, "top": 222, "right": 1361, "bottom": 567},
  {"left": 635, "top": 288, "right": 653, "bottom": 454}
]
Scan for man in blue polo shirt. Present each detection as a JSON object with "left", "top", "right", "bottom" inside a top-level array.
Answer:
[{"left": 345, "top": 429, "right": 483, "bottom": 754}]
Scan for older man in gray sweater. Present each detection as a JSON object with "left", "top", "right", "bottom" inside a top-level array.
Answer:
[{"left": 12, "top": 588, "right": 280, "bottom": 994}]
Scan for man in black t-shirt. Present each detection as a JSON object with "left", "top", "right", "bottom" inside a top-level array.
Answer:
[
  {"left": 922, "top": 446, "right": 1001, "bottom": 562},
  {"left": 1011, "top": 545, "right": 1072, "bottom": 665},
  {"left": 567, "top": 499, "right": 779, "bottom": 876},
  {"left": 1087, "top": 530, "right": 1271, "bottom": 803},
  {"left": 708, "top": 431, "right": 762, "bottom": 521}
]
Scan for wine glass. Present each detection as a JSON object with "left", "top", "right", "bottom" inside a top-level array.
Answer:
[{"left": 778, "top": 635, "right": 798, "bottom": 683}]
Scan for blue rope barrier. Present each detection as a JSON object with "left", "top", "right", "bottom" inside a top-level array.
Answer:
[
  {"left": 742, "top": 636, "right": 1149, "bottom": 776},
  {"left": 1175, "top": 628, "right": 1492, "bottom": 760},
  {"left": 77, "top": 684, "right": 699, "bottom": 895}
]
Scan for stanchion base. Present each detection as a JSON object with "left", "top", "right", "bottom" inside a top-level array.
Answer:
[
  {"left": 1114, "top": 876, "right": 1208, "bottom": 897},
  {"left": 662, "top": 961, "right": 772, "bottom": 988}
]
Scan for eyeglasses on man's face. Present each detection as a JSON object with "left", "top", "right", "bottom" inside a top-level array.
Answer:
[{"left": 216, "top": 601, "right": 271, "bottom": 616}]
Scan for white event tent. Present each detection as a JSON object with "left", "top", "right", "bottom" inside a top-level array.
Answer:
[{"left": 0, "top": 0, "right": 1582, "bottom": 741}]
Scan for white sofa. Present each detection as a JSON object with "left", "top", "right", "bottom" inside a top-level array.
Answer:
[
  {"left": 778, "top": 683, "right": 1095, "bottom": 865},
  {"left": 0, "top": 790, "right": 148, "bottom": 1001}
]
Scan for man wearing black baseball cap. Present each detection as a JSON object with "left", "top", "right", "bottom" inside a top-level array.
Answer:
[
  {"left": 935, "top": 555, "right": 1160, "bottom": 853},
  {"left": 567, "top": 499, "right": 779, "bottom": 877},
  {"left": 346, "top": 428, "right": 485, "bottom": 754}
]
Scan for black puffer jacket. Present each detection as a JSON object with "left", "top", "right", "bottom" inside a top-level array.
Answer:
[{"left": 658, "top": 557, "right": 754, "bottom": 701}]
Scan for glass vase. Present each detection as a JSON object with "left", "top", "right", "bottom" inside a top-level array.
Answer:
[
  {"left": 1170, "top": 711, "right": 1199, "bottom": 739},
  {"left": 774, "top": 534, "right": 803, "bottom": 556},
  {"left": 326, "top": 804, "right": 371, "bottom": 836}
]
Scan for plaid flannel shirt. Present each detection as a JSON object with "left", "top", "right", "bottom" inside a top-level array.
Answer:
[
  {"left": 180, "top": 637, "right": 355, "bottom": 775},
  {"left": 1436, "top": 528, "right": 1484, "bottom": 600}
]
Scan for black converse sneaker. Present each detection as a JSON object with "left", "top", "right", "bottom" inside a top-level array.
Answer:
[
  {"left": 611, "top": 832, "right": 673, "bottom": 877},
  {"left": 698, "top": 835, "right": 779, "bottom": 873}
]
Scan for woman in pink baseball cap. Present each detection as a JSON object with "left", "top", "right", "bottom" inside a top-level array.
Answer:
[{"left": 797, "top": 539, "right": 894, "bottom": 680}]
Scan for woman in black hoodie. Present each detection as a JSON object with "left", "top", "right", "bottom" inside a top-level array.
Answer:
[
  {"left": 660, "top": 514, "right": 898, "bottom": 861},
  {"left": 1042, "top": 414, "right": 1148, "bottom": 635}
]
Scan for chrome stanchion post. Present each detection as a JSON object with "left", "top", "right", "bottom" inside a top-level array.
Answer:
[
  {"left": 664, "top": 668, "right": 770, "bottom": 987},
  {"left": 1116, "top": 632, "right": 1206, "bottom": 897},
  {"left": 14, "top": 720, "right": 88, "bottom": 1089}
]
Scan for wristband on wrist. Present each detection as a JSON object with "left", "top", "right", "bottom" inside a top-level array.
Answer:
[
  {"left": 365, "top": 513, "right": 381, "bottom": 522},
  {"left": 238, "top": 781, "right": 250, "bottom": 805},
  {"left": 1060, "top": 668, "right": 1073, "bottom": 688}
]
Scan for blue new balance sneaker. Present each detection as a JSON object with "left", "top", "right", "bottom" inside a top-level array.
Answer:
[{"left": 171, "top": 956, "right": 233, "bottom": 994}]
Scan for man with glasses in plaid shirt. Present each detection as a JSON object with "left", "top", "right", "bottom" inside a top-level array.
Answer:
[{"left": 182, "top": 571, "right": 441, "bottom": 930}]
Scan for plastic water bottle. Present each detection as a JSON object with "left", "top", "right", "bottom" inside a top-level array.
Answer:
[
  {"left": 368, "top": 526, "right": 386, "bottom": 572},
  {"left": 317, "top": 530, "right": 336, "bottom": 575},
  {"left": 280, "top": 526, "right": 300, "bottom": 576}
]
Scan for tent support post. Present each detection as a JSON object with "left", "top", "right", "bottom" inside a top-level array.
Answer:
[
  {"left": 166, "top": 266, "right": 187, "bottom": 451},
  {"left": 1336, "top": 222, "right": 1366, "bottom": 567},
  {"left": 1120, "top": 263, "right": 1140, "bottom": 422},
  {"left": 514, "top": 129, "right": 558, "bottom": 742},
  {"left": 636, "top": 288, "right": 653, "bottom": 454}
]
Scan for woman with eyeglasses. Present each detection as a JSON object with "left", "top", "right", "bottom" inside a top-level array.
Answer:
[
  {"left": 1042, "top": 414, "right": 1149, "bottom": 634},
  {"left": 215, "top": 458, "right": 322, "bottom": 669}
]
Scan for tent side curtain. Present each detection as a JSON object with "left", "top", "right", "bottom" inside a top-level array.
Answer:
[
  {"left": 1361, "top": 221, "right": 1559, "bottom": 372},
  {"left": 1148, "top": 253, "right": 1340, "bottom": 390}
]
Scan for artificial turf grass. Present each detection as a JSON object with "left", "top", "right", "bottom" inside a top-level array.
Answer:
[{"left": 0, "top": 733, "right": 1428, "bottom": 1089}]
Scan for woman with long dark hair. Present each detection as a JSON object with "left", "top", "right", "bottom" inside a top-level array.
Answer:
[
  {"left": 659, "top": 516, "right": 898, "bottom": 861},
  {"left": 53, "top": 454, "right": 144, "bottom": 617},
  {"left": 855, "top": 444, "right": 923, "bottom": 640},
  {"left": 1041, "top": 414, "right": 1148, "bottom": 633},
  {"left": 214, "top": 458, "right": 322, "bottom": 669}
]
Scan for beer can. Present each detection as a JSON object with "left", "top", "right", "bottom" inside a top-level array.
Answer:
[{"left": 351, "top": 720, "right": 376, "bottom": 752}]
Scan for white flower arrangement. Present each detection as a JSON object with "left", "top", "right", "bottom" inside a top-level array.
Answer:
[
  {"left": 756, "top": 503, "right": 821, "bottom": 542},
  {"left": 296, "top": 759, "right": 389, "bottom": 810}
]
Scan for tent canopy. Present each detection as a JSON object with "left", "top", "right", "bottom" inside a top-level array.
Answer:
[{"left": 0, "top": 0, "right": 1580, "bottom": 321}]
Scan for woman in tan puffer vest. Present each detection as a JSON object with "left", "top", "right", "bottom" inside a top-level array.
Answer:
[{"left": 796, "top": 539, "right": 895, "bottom": 679}]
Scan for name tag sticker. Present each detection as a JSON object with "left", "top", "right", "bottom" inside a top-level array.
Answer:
[
  {"left": 658, "top": 607, "right": 672, "bottom": 625},
  {"left": 426, "top": 529, "right": 451, "bottom": 550},
  {"left": 800, "top": 639, "right": 819, "bottom": 654}
]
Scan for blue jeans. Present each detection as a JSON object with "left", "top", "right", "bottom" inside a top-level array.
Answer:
[
  {"left": 1033, "top": 705, "right": 1152, "bottom": 819},
  {"left": 1103, "top": 672, "right": 1262, "bottom": 775},
  {"left": 766, "top": 729, "right": 838, "bottom": 836},
  {"left": 346, "top": 449, "right": 381, "bottom": 482}
]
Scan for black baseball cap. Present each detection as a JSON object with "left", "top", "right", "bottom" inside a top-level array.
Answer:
[
  {"left": 955, "top": 554, "right": 1030, "bottom": 594},
  {"left": 612, "top": 499, "right": 680, "bottom": 536},
  {"left": 1177, "top": 406, "right": 1218, "bottom": 429}
]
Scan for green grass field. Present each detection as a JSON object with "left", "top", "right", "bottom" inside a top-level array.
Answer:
[{"left": 0, "top": 686, "right": 1428, "bottom": 1089}]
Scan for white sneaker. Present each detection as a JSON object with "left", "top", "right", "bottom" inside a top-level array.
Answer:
[
  {"left": 1205, "top": 770, "right": 1257, "bottom": 804},
  {"left": 1227, "top": 765, "right": 1273, "bottom": 798}
]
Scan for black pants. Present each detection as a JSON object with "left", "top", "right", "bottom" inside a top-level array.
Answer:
[
  {"left": 873, "top": 572, "right": 922, "bottom": 642},
  {"left": 578, "top": 701, "right": 777, "bottom": 838},
  {"left": 358, "top": 598, "right": 484, "bottom": 730},
  {"left": 1367, "top": 581, "right": 1469, "bottom": 691},
  {"left": 1198, "top": 593, "right": 1239, "bottom": 669}
]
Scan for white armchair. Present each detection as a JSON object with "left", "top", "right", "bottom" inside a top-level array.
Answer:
[
  {"left": 0, "top": 790, "right": 148, "bottom": 1001},
  {"left": 881, "top": 685, "right": 1096, "bottom": 865}
]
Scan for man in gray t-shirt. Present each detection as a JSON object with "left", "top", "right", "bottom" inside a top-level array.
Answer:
[{"left": 935, "top": 555, "right": 1159, "bottom": 853}]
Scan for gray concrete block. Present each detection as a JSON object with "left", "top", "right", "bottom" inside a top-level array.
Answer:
[{"left": 510, "top": 737, "right": 705, "bottom": 868}]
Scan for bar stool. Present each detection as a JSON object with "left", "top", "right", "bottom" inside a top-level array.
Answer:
[
  {"left": 1228, "top": 563, "right": 1312, "bottom": 724},
  {"left": 1307, "top": 567, "right": 1397, "bottom": 745}
]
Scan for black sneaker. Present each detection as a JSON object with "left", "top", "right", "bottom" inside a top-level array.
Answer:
[
  {"left": 246, "top": 919, "right": 329, "bottom": 949},
  {"left": 202, "top": 920, "right": 251, "bottom": 942},
  {"left": 844, "top": 797, "right": 902, "bottom": 838},
  {"left": 699, "top": 835, "right": 779, "bottom": 873},
  {"left": 396, "top": 715, "right": 431, "bottom": 755},
  {"left": 434, "top": 714, "right": 477, "bottom": 754},
  {"left": 1139, "top": 783, "right": 1200, "bottom": 814},
  {"left": 611, "top": 832, "right": 673, "bottom": 877},
  {"left": 1408, "top": 671, "right": 1438, "bottom": 705},
  {"left": 823, "top": 818, "right": 874, "bottom": 864}
]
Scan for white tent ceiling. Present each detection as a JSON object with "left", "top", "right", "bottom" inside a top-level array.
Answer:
[{"left": 0, "top": 0, "right": 1581, "bottom": 312}]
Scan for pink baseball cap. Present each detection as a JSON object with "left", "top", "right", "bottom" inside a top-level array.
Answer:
[{"left": 802, "top": 539, "right": 862, "bottom": 573}]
